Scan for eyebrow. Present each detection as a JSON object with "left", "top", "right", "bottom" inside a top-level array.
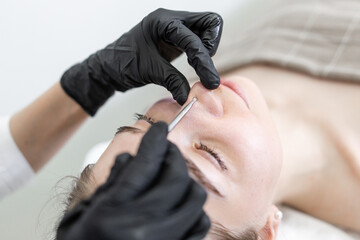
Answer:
[
  {"left": 184, "top": 157, "right": 224, "bottom": 198},
  {"left": 115, "top": 126, "right": 143, "bottom": 135},
  {"left": 115, "top": 115, "right": 155, "bottom": 135}
]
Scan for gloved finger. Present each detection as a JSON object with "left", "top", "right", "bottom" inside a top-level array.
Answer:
[
  {"left": 184, "top": 213, "right": 211, "bottom": 240},
  {"left": 164, "top": 20, "right": 220, "bottom": 89},
  {"left": 133, "top": 142, "right": 191, "bottom": 212},
  {"left": 111, "top": 122, "right": 169, "bottom": 203},
  {"left": 155, "top": 9, "right": 223, "bottom": 56},
  {"left": 136, "top": 121, "right": 168, "bottom": 160},
  {"left": 93, "top": 153, "right": 132, "bottom": 197},
  {"left": 154, "top": 58, "right": 190, "bottom": 105},
  {"left": 139, "top": 181, "right": 208, "bottom": 239},
  {"left": 171, "top": 182, "right": 209, "bottom": 239},
  {"left": 180, "top": 12, "right": 223, "bottom": 57},
  {"left": 56, "top": 157, "right": 134, "bottom": 239}
]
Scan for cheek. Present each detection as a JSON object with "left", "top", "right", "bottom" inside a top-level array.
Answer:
[
  {"left": 228, "top": 112, "right": 281, "bottom": 182},
  {"left": 219, "top": 123, "right": 281, "bottom": 216},
  {"left": 248, "top": 118, "right": 282, "bottom": 193},
  {"left": 203, "top": 189, "right": 260, "bottom": 232},
  {"left": 232, "top": 127, "right": 279, "bottom": 192}
]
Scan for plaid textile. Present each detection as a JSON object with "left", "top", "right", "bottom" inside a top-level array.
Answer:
[{"left": 213, "top": 0, "right": 360, "bottom": 83}]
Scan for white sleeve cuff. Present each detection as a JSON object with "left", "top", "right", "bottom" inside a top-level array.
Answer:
[{"left": 0, "top": 116, "right": 35, "bottom": 199}]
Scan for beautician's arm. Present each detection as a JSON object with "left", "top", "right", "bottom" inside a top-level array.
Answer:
[
  {"left": 9, "top": 8, "right": 223, "bottom": 173},
  {"left": 9, "top": 82, "right": 88, "bottom": 172}
]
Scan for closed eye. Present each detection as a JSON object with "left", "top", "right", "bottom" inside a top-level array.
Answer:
[{"left": 195, "top": 142, "right": 227, "bottom": 171}]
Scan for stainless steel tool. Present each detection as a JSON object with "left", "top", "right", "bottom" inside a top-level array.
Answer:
[{"left": 168, "top": 97, "right": 197, "bottom": 132}]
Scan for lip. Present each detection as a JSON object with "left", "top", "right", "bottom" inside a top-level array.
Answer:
[{"left": 221, "top": 79, "right": 250, "bottom": 109}]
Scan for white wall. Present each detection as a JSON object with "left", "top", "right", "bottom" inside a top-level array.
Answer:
[{"left": 0, "top": 0, "right": 251, "bottom": 239}]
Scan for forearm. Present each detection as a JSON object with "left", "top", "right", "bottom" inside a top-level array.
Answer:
[{"left": 10, "top": 82, "right": 88, "bottom": 172}]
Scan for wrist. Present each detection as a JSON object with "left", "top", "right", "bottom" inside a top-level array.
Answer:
[{"left": 60, "top": 58, "right": 115, "bottom": 116}]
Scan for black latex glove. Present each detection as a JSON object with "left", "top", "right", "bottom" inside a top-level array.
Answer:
[
  {"left": 60, "top": 8, "right": 223, "bottom": 116},
  {"left": 56, "top": 122, "right": 210, "bottom": 240}
]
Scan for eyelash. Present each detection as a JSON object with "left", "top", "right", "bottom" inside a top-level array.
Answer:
[
  {"left": 134, "top": 113, "right": 155, "bottom": 124},
  {"left": 196, "top": 142, "right": 227, "bottom": 171}
]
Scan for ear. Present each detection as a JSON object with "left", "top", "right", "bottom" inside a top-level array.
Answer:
[{"left": 257, "top": 205, "right": 282, "bottom": 240}]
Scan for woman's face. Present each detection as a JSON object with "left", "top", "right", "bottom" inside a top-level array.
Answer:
[{"left": 92, "top": 76, "right": 282, "bottom": 232}]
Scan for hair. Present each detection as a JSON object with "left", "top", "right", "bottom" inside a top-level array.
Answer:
[
  {"left": 62, "top": 164, "right": 96, "bottom": 212},
  {"left": 58, "top": 165, "right": 258, "bottom": 240},
  {"left": 209, "top": 223, "right": 258, "bottom": 240}
]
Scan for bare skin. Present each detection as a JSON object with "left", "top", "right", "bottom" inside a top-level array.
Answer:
[
  {"left": 9, "top": 82, "right": 88, "bottom": 172},
  {"left": 222, "top": 63, "right": 360, "bottom": 231}
]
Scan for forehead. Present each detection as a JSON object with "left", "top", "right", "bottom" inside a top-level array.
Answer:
[{"left": 92, "top": 126, "right": 146, "bottom": 185}]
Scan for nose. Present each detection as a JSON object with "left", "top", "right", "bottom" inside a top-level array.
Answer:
[{"left": 187, "top": 82, "right": 224, "bottom": 117}]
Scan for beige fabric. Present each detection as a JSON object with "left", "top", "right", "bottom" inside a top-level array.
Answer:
[
  {"left": 213, "top": 0, "right": 360, "bottom": 83},
  {"left": 278, "top": 205, "right": 359, "bottom": 240}
]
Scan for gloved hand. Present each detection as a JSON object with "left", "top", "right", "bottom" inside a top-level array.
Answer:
[
  {"left": 56, "top": 122, "right": 210, "bottom": 240},
  {"left": 60, "top": 8, "right": 223, "bottom": 116}
]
